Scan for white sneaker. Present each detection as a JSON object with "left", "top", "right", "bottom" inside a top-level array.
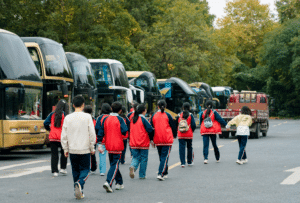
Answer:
[
  {"left": 181, "top": 164, "right": 185, "bottom": 168},
  {"left": 74, "top": 182, "right": 82, "bottom": 200},
  {"left": 242, "top": 159, "right": 248, "bottom": 164},
  {"left": 236, "top": 159, "right": 243, "bottom": 165},
  {"left": 115, "top": 184, "right": 124, "bottom": 190},
  {"left": 204, "top": 160, "right": 208, "bottom": 164},
  {"left": 103, "top": 182, "right": 113, "bottom": 193},
  {"left": 100, "top": 173, "right": 105, "bottom": 176},
  {"left": 129, "top": 166, "right": 135, "bottom": 179},
  {"left": 216, "top": 159, "right": 220, "bottom": 163},
  {"left": 53, "top": 172, "right": 59, "bottom": 177},
  {"left": 60, "top": 169, "right": 67, "bottom": 175},
  {"left": 188, "top": 162, "right": 194, "bottom": 166},
  {"left": 163, "top": 175, "right": 168, "bottom": 179},
  {"left": 157, "top": 175, "right": 165, "bottom": 181}
]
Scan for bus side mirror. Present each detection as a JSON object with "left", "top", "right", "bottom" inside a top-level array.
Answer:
[
  {"left": 61, "top": 83, "right": 68, "bottom": 97},
  {"left": 18, "top": 88, "right": 25, "bottom": 104},
  {"left": 88, "top": 89, "right": 93, "bottom": 100}
]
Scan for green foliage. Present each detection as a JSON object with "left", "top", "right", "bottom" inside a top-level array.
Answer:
[{"left": 276, "top": 0, "right": 300, "bottom": 23}]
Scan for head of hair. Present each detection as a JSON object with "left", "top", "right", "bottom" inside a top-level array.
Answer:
[
  {"left": 182, "top": 102, "right": 191, "bottom": 111},
  {"left": 158, "top": 99, "right": 167, "bottom": 113},
  {"left": 120, "top": 106, "right": 127, "bottom": 118},
  {"left": 83, "top": 105, "right": 93, "bottom": 115},
  {"left": 54, "top": 99, "right": 68, "bottom": 128},
  {"left": 204, "top": 100, "right": 213, "bottom": 119},
  {"left": 241, "top": 106, "right": 252, "bottom": 116},
  {"left": 132, "top": 101, "right": 139, "bottom": 111},
  {"left": 100, "top": 103, "right": 112, "bottom": 115},
  {"left": 133, "top": 104, "right": 146, "bottom": 124},
  {"left": 182, "top": 111, "right": 190, "bottom": 119},
  {"left": 73, "top": 95, "right": 85, "bottom": 108},
  {"left": 111, "top": 101, "right": 122, "bottom": 113}
]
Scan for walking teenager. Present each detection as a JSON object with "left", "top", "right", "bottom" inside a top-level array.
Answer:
[
  {"left": 200, "top": 100, "right": 227, "bottom": 164},
  {"left": 150, "top": 100, "right": 177, "bottom": 181},
  {"left": 175, "top": 102, "right": 196, "bottom": 167},
  {"left": 95, "top": 103, "right": 112, "bottom": 176},
  {"left": 61, "top": 95, "right": 96, "bottom": 200},
  {"left": 98, "top": 102, "right": 128, "bottom": 193},
  {"left": 44, "top": 99, "right": 69, "bottom": 177},
  {"left": 83, "top": 105, "right": 97, "bottom": 173},
  {"left": 120, "top": 107, "right": 130, "bottom": 164},
  {"left": 129, "top": 104, "right": 154, "bottom": 179},
  {"left": 226, "top": 106, "right": 252, "bottom": 165}
]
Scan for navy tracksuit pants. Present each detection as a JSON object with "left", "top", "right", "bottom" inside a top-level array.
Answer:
[
  {"left": 106, "top": 153, "right": 123, "bottom": 186},
  {"left": 157, "top": 146, "right": 172, "bottom": 177},
  {"left": 70, "top": 153, "right": 90, "bottom": 190}
]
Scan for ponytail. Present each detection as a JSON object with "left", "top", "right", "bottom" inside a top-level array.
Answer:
[
  {"left": 204, "top": 100, "right": 213, "bottom": 119},
  {"left": 133, "top": 104, "right": 146, "bottom": 124},
  {"left": 54, "top": 99, "right": 67, "bottom": 128},
  {"left": 158, "top": 100, "right": 167, "bottom": 113},
  {"left": 182, "top": 102, "right": 190, "bottom": 119}
]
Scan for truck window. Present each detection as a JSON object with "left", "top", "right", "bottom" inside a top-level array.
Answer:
[
  {"left": 251, "top": 94, "right": 257, "bottom": 103},
  {"left": 260, "top": 96, "right": 266, "bottom": 103}
]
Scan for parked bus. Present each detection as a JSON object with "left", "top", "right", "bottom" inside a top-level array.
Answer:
[
  {"left": 157, "top": 77, "right": 199, "bottom": 124},
  {"left": 89, "top": 59, "right": 132, "bottom": 113},
  {"left": 127, "top": 71, "right": 161, "bottom": 116},
  {"left": 212, "top": 86, "right": 232, "bottom": 109},
  {"left": 66, "top": 52, "right": 97, "bottom": 115},
  {"left": 0, "top": 29, "right": 46, "bottom": 152},
  {"left": 189, "top": 82, "right": 220, "bottom": 108}
]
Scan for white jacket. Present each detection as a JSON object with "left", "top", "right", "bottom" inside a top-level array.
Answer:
[{"left": 61, "top": 112, "right": 96, "bottom": 154}]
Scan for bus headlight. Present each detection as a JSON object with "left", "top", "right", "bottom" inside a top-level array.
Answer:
[{"left": 10, "top": 128, "right": 18, "bottom": 132}]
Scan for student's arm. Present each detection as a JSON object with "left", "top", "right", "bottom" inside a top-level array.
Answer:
[
  {"left": 43, "top": 112, "right": 53, "bottom": 131},
  {"left": 97, "top": 117, "right": 108, "bottom": 144},
  {"left": 60, "top": 117, "right": 69, "bottom": 154},
  {"left": 95, "top": 115, "right": 102, "bottom": 135},
  {"left": 190, "top": 114, "right": 196, "bottom": 132},
  {"left": 175, "top": 115, "right": 179, "bottom": 131},
  {"left": 88, "top": 116, "right": 96, "bottom": 153},
  {"left": 141, "top": 117, "right": 154, "bottom": 140},
  {"left": 214, "top": 111, "right": 227, "bottom": 126},
  {"left": 118, "top": 117, "right": 128, "bottom": 136},
  {"left": 199, "top": 112, "right": 203, "bottom": 125},
  {"left": 227, "top": 115, "right": 239, "bottom": 127},
  {"left": 166, "top": 112, "right": 177, "bottom": 138},
  {"left": 126, "top": 117, "right": 130, "bottom": 139}
]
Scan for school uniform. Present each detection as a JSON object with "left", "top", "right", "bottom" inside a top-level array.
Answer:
[
  {"left": 129, "top": 115, "right": 154, "bottom": 178},
  {"left": 150, "top": 110, "right": 176, "bottom": 177},
  {"left": 90, "top": 118, "right": 97, "bottom": 172},
  {"left": 121, "top": 116, "right": 130, "bottom": 164},
  {"left": 200, "top": 110, "right": 227, "bottom": 161},
  {"left": 98, "top": 113, "right": 128, "bottom": 187},
  {"left": 176, "top": 112, "right": 196, "bottom": 165}
]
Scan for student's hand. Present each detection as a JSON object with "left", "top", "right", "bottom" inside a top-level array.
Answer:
[
  {"left": 226, "top": 124, "right": 230, "bottom": 129},
  {"left": 64, "top": 152, "right": 69, "bottom": 158},
  {"left": 91, "top": 151, "right": 95, "bottom": 155},
  {"left": 150, "top": 141, "right": 155, "bottom": 148},
  {"left": 98, "top": 144, "right": 104, "bottom": 154}
]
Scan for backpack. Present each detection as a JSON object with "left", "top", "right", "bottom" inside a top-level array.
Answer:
[
  {"left": 203, "top": 111, "right": 213, "bottom": 128},
  {"left": 178, "top": 117, "right": 189, "bottom": 132}
]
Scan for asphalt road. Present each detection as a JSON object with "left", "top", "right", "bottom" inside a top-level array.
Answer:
[{"left": 0, "top": 119, "right": 299, "bottom": 203}]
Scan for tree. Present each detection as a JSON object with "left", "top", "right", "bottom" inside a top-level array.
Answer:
[{"left": 276, "top": 0, "right": 300, "bottom": 23}]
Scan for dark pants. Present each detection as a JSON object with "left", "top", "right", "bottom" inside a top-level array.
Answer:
[
  {"left": 203, "top": 134, "right": 220, "bottom": 160},
  {"left": 178, "top": 139, "right": 194, "bottom": 165},
  {"left": 120, "top": 139, "right": 127, "bottom": 164},
  {"left": 157, "top": 146, "right": 172, "bottom": 177},
  {"left": 69, "top": 153, "right": 90, "bottom": 190},
  {"left": 50, "top": 142, "right": 67, "bottom": 173},
  {"left": 107, "top": 153, "right": 123, "bottom": 186},
  {"left": 91, "top": 144, "right": 97, "bottom": 172},
  {"left": 237, "top": 136, "right": 247, "bottom": 160}
]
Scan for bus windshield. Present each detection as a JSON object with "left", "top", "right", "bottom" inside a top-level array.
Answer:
[
  {"left": 70, "top": 60, "right": 95, "bottom": 87},
  {"left": 90, "top": 62, "right": 113, "bottom": 87},
  {"left": 40, "top": 43, "right": 72, "bottom": 78},
  {"left": 0, "top": 33, "right": 40, "bottom": 81},
  {"left": 5, "top": 87, "right": 42, "bottom": 120}
]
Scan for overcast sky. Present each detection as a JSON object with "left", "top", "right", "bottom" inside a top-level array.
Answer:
[{"left": 206, "top": 0, "right": 278, "bottom": 25}]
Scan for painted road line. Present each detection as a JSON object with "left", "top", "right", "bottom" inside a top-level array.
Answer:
[
  {"left": 0, "top": 160, "right": 48, "bottom": 171},
  {"left": 231, "top": 140, "right": 238, "bottom": 143},
  {"left": 210, "top": 145, "right": 224, "bottom": 151},
  {"left": 169, "top": 162, "right": 181, "bottom": 170},
  {"left": 281, "top": 167, "right": 300, "bottom": 185}
]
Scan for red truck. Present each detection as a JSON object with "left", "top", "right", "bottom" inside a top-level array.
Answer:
[{"left": 215, "top": 91, "right": 269, "bottom": 139}]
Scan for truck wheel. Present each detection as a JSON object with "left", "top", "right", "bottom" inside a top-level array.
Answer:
[
  {"left": 219, "top": 134, "right": 223, "bottom": 139},
  {"left": 231, "top": 132, "right": 236, "bottom": 137},
  {"left": 262, "top": 121, "right": 269, "bottom": 137},
  {"left": 254, "top": 123, "right": 260, "bottom": 139},
  {"left": 222, "top": 132, "right": 229, "bottom": 138}
]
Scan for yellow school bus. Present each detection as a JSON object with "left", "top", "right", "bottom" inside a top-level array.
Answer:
[{"left": 0, "top": 29, "right": 46, "bottom": 152}]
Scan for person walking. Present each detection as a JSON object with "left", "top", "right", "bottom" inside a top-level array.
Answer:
[
  {"left": 97, "top": 102, "right": 128, "bottom": 193},
  {"left": 175, "top": 102, "right": 196, "bottom": 167},
  {"left": 226, "top": 106, "right": 252, "bottom": 165},
  {"left": 95, "top": 103, "right": 112, "bottom": 176},
  {"left": 83, "top": 105, "right": 97, "bottom": 173},
  {"left": 129, "top": 104, "right": 154, "bottom": 179},
  {"left": 44, "top": 99, "right": 69, "bottom": 177},
  {"left": 120, "top": 106, "right": 130, "bottom": 164},
  {"left": 200, "top": 100, "right": 227, "bottom": 164},
  {"left": 150, "top": 100, "right": 176, "bottom": 181},
  {"left": 61, "top": 95, "right": 96, "bottom": 200}
]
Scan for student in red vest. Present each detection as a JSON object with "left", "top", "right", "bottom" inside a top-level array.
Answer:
[
  {"left": 95, "top": 103, "right": 112, "bottom": 176},
  {"left": 200, "top": 100, "right": 227, "bottom": 164},
  {"left": 83, "top": 105, "right": 97, "bottom": 173},
  {"left": 98, "top": 102, "right": 128, "bottom": 193},
  {"left": 129, "top": 104, "right": 154, "bottom": 179},
  {"left": 150, "top": 100, "right": 177, "bottom": 181},
  {"left": 44, "top": 99, "right": 69, "bottom": 177},
  {"left": 175, "top": 102, "right": 196, "bottom": 167},
  {"left": 120, "top": 106, "right": 130, "bottom": 164}
]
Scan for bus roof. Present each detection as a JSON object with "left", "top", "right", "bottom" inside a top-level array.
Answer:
[
  {"left": 0, "top": 29, "right": 16, "bottom": 36},
  {"left": 21, "top": 37, "right": 62, "bottom": 46},
  {"left": 126, "top": 71, "right": 145, "bottom": 78},
  {"left": 167, "top": 77, "right": 196, "bottom": 96},
  {"left": 88, "top": 59, "right": 122, "bottom": 65}
]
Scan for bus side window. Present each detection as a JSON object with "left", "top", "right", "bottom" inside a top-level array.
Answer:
[{"left": 28, "top": 48, "right": 42, "bottom": 76}]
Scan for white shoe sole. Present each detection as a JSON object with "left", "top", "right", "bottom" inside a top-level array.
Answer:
[
  {"left": 129, "top": 167, "right": 135, "bottom": 179},
  {"left": 103, "top": 184, "right": 113, "bottom": 193},
  {"left": 74, "top": 183, "right": 81, "bottom": 200}
]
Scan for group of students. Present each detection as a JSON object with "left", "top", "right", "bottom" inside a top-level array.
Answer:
[{"left": 44, "top": 95, "right": 253, "bottom": 200}]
